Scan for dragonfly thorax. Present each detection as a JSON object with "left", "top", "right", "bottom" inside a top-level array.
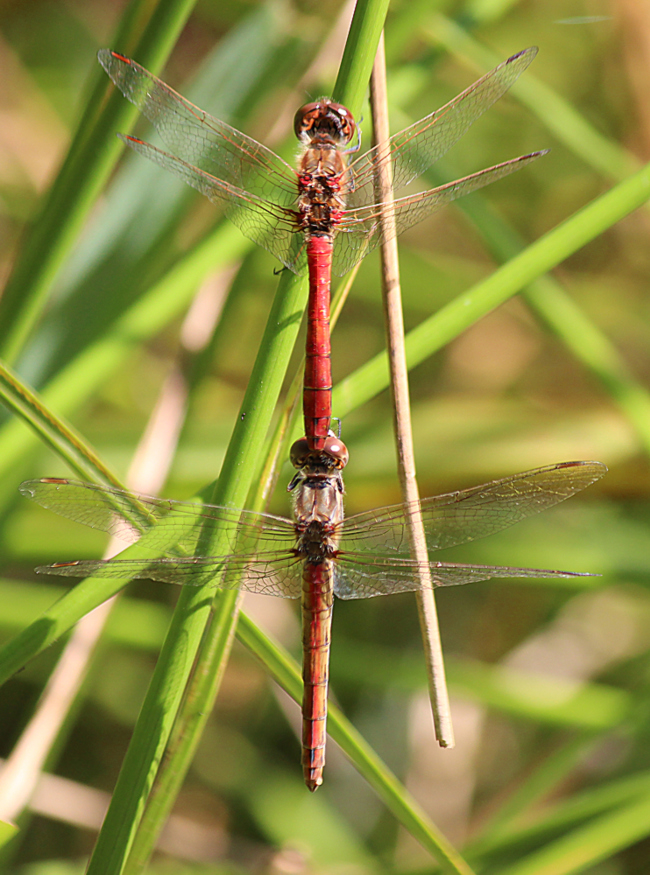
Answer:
[
  {"left": 296, "top": 145, "right": 351, "bottom": 236},
  {"left": 295, "top": 519, "right": 339, "bottom": 566},
  {"left": 291, "top": 457, "right": 345, "bottom": 532}
]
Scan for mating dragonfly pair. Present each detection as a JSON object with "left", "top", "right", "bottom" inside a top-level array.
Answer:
[{"left": 23, "top": 48, "right": 606, "bottom": 790}]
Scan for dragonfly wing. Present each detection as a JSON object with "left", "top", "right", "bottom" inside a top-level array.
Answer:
[
  {"left": 120, "top": 136, "right": 306, "bottom": 273},
  {"left": 20, "top": 479, "right": 296, "bottom": 556},
  {"left": 36, "top": 550, "right": 304, "bottom": 598},
  {"left": 345, "top": 47, "right": 538, "bottom": 209},
  {"left": 331, "top": 152, "right": 546, "bottom": 276},
  {"left": 338, "top": 462, "right": 607, "bottom": 555},
  {"left": 99, "top": 50, "right": 298, "bottom": 200},
  {"left": 333, "top": 554, "right": 594, "bottom": 599}
]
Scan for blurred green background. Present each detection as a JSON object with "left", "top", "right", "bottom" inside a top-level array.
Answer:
[{"left": 1, "top": 0, "right": 650, "bottom": 872}]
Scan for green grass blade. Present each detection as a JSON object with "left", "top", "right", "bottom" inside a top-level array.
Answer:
[
  {"left": 469, "top": 734, "right": 601, "bottom": 844},
  {"left": 84, "top": 264, "right": 308, "bottom": 875},
  {"left": 427, "top": 13, "right": 637, "bottom": 182},
  {"left": 0, "top": 821, "right": 19, "bottom": 850},
  {"left": 497, "top": 793, "right": 650, "bottom": 875},
  {"left": 333, "top": 0, "right": 391, "bottom": 116},
  {"left": 333, "top": 161, "right": 650, "bottom": 422},
  {"left": 438, "top": 177, "right": 650, "bottom": 458},
  {"left": 472, "top": 769, "right": 650, "bottom": 864},
  {"left": 0, "top": 222, "right": 248, "bottom": 483},
  {"left": 0, "top": 359, "right": 126, "bottom": 488},
  {"left": 0, "top": 0, "right": 199, "bottom": 362},
  {"left": 236, "top": 614, "right": 477, "bottom": 875},
  {"left": 448, "top": 659, "right": 629, "bottom": 730}
]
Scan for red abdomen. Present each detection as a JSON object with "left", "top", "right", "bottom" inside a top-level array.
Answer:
[
  {"left": 304, "top": 236, "right": 334, "bottom": 452},
  {"left": 301, "top": 560, "right": 334, "bottom": 791}
]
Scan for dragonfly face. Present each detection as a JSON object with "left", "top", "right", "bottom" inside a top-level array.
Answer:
[{"left": 294, "top": 99, "right": 357, "bottom": 148}]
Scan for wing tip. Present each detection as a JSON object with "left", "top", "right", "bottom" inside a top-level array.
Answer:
[
  {"left": 19, "top": 481, "right": 37, "bottom": 498},
  {"left": 507, "top": 46, "right": 539, "bottom": 66},
  {"left": 35, "top": 565, "right": 56, "bottom": 575},
  {"left": 556, "top": 460, "right": 609, "bottom": 482}
]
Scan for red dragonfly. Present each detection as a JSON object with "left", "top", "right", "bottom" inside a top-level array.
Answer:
[
  {"left": 22, "top": 455, "right": 605, "bottom": 790},
  {"left": 99, "top": 47, "right": 545, "bottom": 451}
]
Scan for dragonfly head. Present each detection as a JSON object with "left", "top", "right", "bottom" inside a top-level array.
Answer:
[
  {"left": 294, "top": 99, "right": 356, "bottom": 147},
  {"left": 290, "top": 435, "right": 349, "bottom": 471},
  {"left": 288, "top": 435, "right": 348, "bottom": 498}
]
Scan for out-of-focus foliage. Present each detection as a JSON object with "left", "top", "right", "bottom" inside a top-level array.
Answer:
[{"left": 1, "top": 0, "right": 650, "bottom": 872}]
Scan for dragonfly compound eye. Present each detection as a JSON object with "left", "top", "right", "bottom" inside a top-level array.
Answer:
[
  {"left": 324, "top": 101, "right": 356, "bottom": 145},
  {"left": 294, "top": 102, "right": 321, "bottom": 139},
  {"left": 322, "top": 436, "right": 349, "bottom": 468},
  {"left": 290, "top": 438, "right": 311, "bottom": 468}
]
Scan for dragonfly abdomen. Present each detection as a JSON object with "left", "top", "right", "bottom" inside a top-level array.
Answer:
[
  {"left": 301, "top": 560, "right": 334, "bottom": 791},
  {"left": 303, "top": 235, "right": 334, "bottom": 451}
]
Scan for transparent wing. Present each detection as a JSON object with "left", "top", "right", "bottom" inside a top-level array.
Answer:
[
  {"left": 338, "top": 462, "right": 607, "bottom": 556},
  {"left": 120, "top": 136, "right": 306, "bottom": 273},
  {"left": 333, "top": 556, "right": 594, "bottom": 600},
  {"left": 99, "top": 50, "right": 298, "bottom": 199},
  {"left": 331, "top": 152, "right": 545, "bottom": 276},
  {"left": 99, "top": 50, "right": 306, "bottom": 272},
  {"left": 23, "top": 479, "right": 303, "bottom": 595},
  {"left": 345, "top": 47, "right": 538, "bottom": 209},
  {"left": 22, "top": 461, "right": 606, "bottom": 603},
  {"left": 20, "top": 479, "right": 295, "bottom": 556},
  {"left": 37, "top": 551, "right": 304, "bottom": 598}
]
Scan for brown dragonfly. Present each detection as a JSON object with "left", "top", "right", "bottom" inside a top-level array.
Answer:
[{"left": 22, "top": 456, "right": 605, "bottom": 789}]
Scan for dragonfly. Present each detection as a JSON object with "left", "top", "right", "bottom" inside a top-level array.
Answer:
[
  {"left": 22, "top": 455, "right": 606, "bottom": 790},
  {"left": 99, "top": 47, "right": 545, "bottom": 451}
]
